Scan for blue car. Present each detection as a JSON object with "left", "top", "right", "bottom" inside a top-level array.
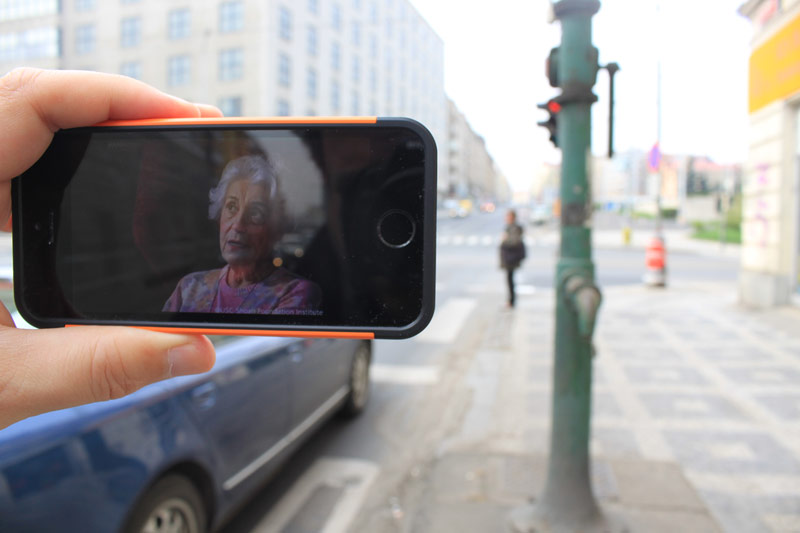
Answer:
[{"left": 0, "top": 332, "right": 371, "bottom": 532}]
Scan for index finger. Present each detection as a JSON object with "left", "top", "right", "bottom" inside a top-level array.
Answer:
[{"left": 0, "top": 68, "right": 222, "bottom": 183}]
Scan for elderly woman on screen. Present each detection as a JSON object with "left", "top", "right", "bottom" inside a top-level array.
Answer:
[{"left": 163, "top": 155, "right": 321, "bottom": 315}]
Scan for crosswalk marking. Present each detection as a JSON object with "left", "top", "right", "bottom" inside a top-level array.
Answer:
[
  {"left": 415, "top": 297, "right": 477, "bottom": 344},
  {"left": 371, "top": 364, "right": 440, "bottom": 385},
  {"left": 251, "top": 458, "right": 379, "bottom": 533},
  {"left": 437, "top": 234, "right": 544, "bottom": 247}
]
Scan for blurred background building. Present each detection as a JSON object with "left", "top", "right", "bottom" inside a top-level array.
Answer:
[
  {"left": 739, "top": 0, "right": 800, "bottom": 307},
  {"left": 447, "top": 98, "right": 508, "bottom": 205},
  {"left": 0, "top": 0, "right": 510, "bottom": 204}
]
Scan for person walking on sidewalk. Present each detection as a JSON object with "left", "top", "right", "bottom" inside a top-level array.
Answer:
[{"left": 500, "top": 209, "right": 526, "bottom": 308}]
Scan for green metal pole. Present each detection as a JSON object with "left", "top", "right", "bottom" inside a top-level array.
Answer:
[
  {"left": 543, "top": 0, "right": 601, "bottom": 525},
  {"left": 509, "top": 1, "right": 614, "bottom": 531}
]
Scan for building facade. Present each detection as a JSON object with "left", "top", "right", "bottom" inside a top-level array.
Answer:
[
  {"left": 0, "top": 0, "right": 448, "bottom": 186},
  {"left": 446, "top": 98, "right": 506, "bottom": 203},
  {"left": 739, "top": 0, "right": 800, "bottom": 307}
]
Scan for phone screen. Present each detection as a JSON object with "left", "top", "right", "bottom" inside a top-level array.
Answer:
[{"left": 13, "top": 120, "right": 436, "bottom": 337}]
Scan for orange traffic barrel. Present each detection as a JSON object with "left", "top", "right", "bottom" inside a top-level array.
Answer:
[{"left": 643, "top": 235, "right": 666, "bottom": 287}]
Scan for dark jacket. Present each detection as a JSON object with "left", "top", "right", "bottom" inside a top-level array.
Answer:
[{"left": 500, "top": 222, "right": 525, "bottom": 269}]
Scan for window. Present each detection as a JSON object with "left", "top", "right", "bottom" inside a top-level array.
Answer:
[
  {"left": 351, "top": 90, "right": 359, "bottom": 115},
  {"left": 76, "top": 0, "right": 95, "bottom": 11},
  {"left": 219, "top": 1, "right": 243, "bottom": 33},
  {"left": 331, "top": 3, "right": 341, "bottom": 31},
  {"left": 168, "top": 8, "right": 191, "bottom": 40},
  {"left": 219, "top": 96, "right": 242, "bottom": 117},
  {"left": 369, "top": 34, "right": 377, "bottom": 59},
  {"left": 352, "top": 21, "right": 360, "bottom": 47},
  {"left": 352, "top": 55, "right": 360, "bottom": 82},
  {"left": 168, "top": 55, "right": 191, "bottom": 86},
  {"left": 75, "top": 24, "right": 95, "bottom": 54},
  {"left": 120, "top": 61, "right": 141, "bottom": 79},
  {"left": 278, "top": 53, "right": 290, "bottom": 87},
  {"left": 369, "top": 2, "right": 378, "bottom": 24},
  {"left": 120, "top": 17, "right": 141, "bottom": 48},
  {"left": 0, "top": 0, "right": 58, "bottom": 22},
  {"left": 219, "top": 48, "right": 244, "bottom": 81},
  {"left": 353, "top": 0, "right": 361, "bottom": 9},
  {"left": 307, "top": 67, "right": 317, "bottom": 99},
  {"left": 331, "top": 80, "right": 340, "bottom": 111},
  {"left": 331, "top": 41, "right": 340, "bottom": 71},
  {"left": 0, "top": 27, "right": 59, "bottom": 62},
  {"left": 277, "top": 99, "right": 290, "bottom": 116},
  {"left": 307, "top": 25, "right": 317, "bottom": 56},
  {"left": 121, "top": 0, "right": 141, "bottom": 4},
  {"left": 279, "top": 6, "right": 291, "bottom": 40},
  {"left": 308, "top": 0, "right": 318, "bottom": 15},
  {"left": 369, "top": 67, "right": 377, "bottom": 91}
]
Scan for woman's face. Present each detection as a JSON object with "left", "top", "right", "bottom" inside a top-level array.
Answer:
[{"left": 219, "top": 179, "right": 275, "bottom": 268}]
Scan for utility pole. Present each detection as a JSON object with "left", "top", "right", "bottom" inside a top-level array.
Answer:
[
  {"left": 655, "top": 0, "right": 664, "bottom": 237},
  {"left": 510, "top": 0, "right": 621, "bottom": 531}
]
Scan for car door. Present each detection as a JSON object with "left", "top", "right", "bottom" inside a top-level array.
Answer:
[
  {"left": 288, "top": 338, "right": 352, "bottom": 429},
  {"left": 180, "top": 336, "right": 291, "bottom": 491}
]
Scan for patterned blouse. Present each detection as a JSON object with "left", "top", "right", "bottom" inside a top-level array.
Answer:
[{"left": 163, "top": 265, "right": 322, "bottom": 315}]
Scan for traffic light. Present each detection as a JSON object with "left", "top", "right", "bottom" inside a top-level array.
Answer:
[{"left": 537, "top": 99, "right": 561, "bottom": 148}]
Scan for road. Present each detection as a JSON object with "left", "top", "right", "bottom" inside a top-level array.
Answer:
[{"left": 220, "top": 209, "right": 741, "bottom": 533}]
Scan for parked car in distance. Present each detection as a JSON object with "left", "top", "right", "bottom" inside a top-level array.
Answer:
[
  {"left": 479, "top": 201, "right": 496, "bottom": 214},
  {"left": 529, "top": 204, "right": 553, "bottom": 226},
  {"left": 0, "top": 291, "right": 372, "bottom": 533}
]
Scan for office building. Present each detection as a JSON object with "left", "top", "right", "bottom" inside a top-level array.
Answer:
[
  {"left": 0, "top": 0, "right": 449, "bottom": 188},
  {"left": 739, "top": 0, "right": 800, "bottom": 306}
]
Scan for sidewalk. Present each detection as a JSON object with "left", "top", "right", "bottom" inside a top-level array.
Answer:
[{"left": 406, "top": 282, "right": 800, "bottom": 532}]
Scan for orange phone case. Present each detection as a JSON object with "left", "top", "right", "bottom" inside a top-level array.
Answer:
[{"left": 16, "top": 117, "right": 435, "bottom": 340}]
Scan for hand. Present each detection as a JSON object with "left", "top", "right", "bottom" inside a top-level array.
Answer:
[{"left": 0, "top": 68, "right": 219, "bottom": 429}]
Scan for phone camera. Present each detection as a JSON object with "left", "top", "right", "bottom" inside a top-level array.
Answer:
[{"left": 377, "top": 210, "right": 416, "bottom": 249}]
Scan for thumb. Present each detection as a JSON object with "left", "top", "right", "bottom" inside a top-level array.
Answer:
[{"left": 0, "top": 326, "right": 215, "bottom": 429}]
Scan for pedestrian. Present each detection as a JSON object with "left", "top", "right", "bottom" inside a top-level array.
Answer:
[{"left": 499, "top": 209, "right": 526, "bottom": 308}]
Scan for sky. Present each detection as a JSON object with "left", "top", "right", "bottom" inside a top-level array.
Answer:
[{"left": 408, "top": 0, "right": 753, "bottom": 193}]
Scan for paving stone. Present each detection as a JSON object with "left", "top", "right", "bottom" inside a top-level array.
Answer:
[
  {"left": 610, "top": 460, "right": 708, "bottom": 511},
  {"left": 692, "top": 346, "right": 774, "bottom": 362},
  {"left": 592, "top": 392, "right": 623, "bottom": 418},
  {"left": 754, "top": 393, "right": 800, "bottom": 420},
  {"left": 591, "top": 428, "right": 640, "bottom": 457},
  {"left": 718, "top": 366, "right": 800, "bottom": 386},
  {"left": 664, "top": 430, "right": 800, "bottom": 476},
  {"left": 621, "top": 508, "right": 722, "bottom": 533},
  {"left": 625, "top": 365, "right": 709, "bottom": 387},
  {"left": 638, "top": 393, "right": 746, "bottom": 421},
  {"left": 609, "top": 347, "right": 683, "bottom": 361}
]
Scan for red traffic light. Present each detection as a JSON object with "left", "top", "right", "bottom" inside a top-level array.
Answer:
[{"left": 547, "top": 100, "right": 562, "bottom": 113}]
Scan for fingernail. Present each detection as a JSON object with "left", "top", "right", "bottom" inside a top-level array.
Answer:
[{"left": 167, "top": 338, "right": 210, "bottom": 377}]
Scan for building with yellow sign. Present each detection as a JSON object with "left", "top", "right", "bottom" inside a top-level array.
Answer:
[{"left": 739, "top": 0, "right": 800, "bottom": 306}]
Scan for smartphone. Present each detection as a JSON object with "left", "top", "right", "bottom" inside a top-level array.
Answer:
[{"left": 12, "top": 117, "right": 436, "bottom": 339}]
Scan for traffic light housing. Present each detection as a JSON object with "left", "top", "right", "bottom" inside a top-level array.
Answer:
[{"left": 537, "top": 99, "right": 561, "bottom": 148}]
